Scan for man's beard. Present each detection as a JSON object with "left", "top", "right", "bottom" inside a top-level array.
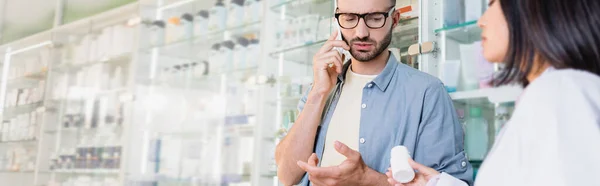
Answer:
[{"left": 344, "top": 29, "right": 393, "bottom": 62}]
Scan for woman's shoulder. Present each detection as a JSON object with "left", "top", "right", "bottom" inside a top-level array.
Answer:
[{"left": 524, "top": 68, "right": 600, "bottom": 103}]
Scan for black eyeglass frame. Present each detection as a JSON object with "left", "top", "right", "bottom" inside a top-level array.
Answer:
[{"left": 334, "top": 6, "right": 396, "bottom": 29}]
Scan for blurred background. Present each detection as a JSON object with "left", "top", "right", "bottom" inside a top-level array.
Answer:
[{"left": 0, "top": 0, "right": 519, "bottom": 185}]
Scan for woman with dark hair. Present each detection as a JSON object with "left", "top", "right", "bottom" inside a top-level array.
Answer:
[{"left": 386, "top": 0, "right": 600, "bottom": 185}]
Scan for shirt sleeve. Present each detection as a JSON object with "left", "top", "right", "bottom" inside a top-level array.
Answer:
[
  {"left": 290, "top": 85, "right": 311, "bottom": 131},
  {"left": 414, "top": 81, "right": 474, "bottom": 185},
  {"left": 293, "top": 86, "right": 313, "bottom": 186},
  {"left": 427, "top": 173, "right": 469, "bottom": 186},
  {"left": 509, "top": 72, "right": 600, "bottom": 186}
]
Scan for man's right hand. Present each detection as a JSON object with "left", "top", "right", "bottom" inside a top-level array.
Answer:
[{"left": 311, "top": 31, "right": 350, "bottom": 96}]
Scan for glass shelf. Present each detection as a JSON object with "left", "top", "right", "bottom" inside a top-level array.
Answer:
[
  {"left": 270, "top": 39, "right": 326, "bottom": 65},
  {"left": 0, "top": 139, "right": 37, "bottom": 145},
  {"left": 52, "top": 53, "right": 133, "bottom": 73},
  {"left": 225, "top": 124, "right": 255, "bottom": 137},
  {"left": 449, "top": 85, "right": 523, "bottom": 104},
  {"left": 434, "top": 20, "right": 481, "bottom": 44},
  {"left": 6, "top": 78, "right": 44, "bottom": 90},
  {"left": 49, "top": 169, "right": 120, "bottom": 175},
  {"left": 271, "top": 0, "right": 333, "bottom": 17},
  {"left": 45, "top": 125, "right": 123, "bottom": 134},
  {"left": 44, "top": 88, "right": 128, "bottom": 108},
  {"left": 3, "top": 102, "right": 45, "bottom": 117},
  {"left": 268, "top": 96, "right": 301, "bottom": 110},
  {"left": 392, "top": 17, "right": 419, "bottom": 50},
  {"left": 138, "top": 66, "right": 259, "bottom": 90},
  {"left": 8, "top": 69, "right": 48, "bottom": 82},
  {"left": 0, "top": 170, "right": 35, "bottom": 173},
  {"left": 398, "top": 17, "right": 419, "bottom": 25},
  {"left": 140, "top": 21, "right": 262, "bottom": 60},
  {"left": 6, "top": 69, "right": 48, "bottom": 90}
]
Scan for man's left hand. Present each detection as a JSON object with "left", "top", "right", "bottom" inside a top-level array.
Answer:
[{"left": 296, "top": 141, "right": 374, "bottom": 186}]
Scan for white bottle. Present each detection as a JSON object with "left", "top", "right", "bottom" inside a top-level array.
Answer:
[
  {"left": 181, "top": 13, "right": 195, "bottom": 40},
  {"left": 233, "top": 37, "right": 250, "bottom": 69},
  {"left": 0, "top": 121, "right": 5, "bottom": 142},
  {"left": 227, "top": 0, "right": 245, "bottom": 28},
  {"left": 494, "top": 106, "right": 510, "bottom": 137},
  {"left": 194, "top": 10, "right": 210, "bottom": 36},
  {"left": 110, "top": 25, "right": 123, "bottom": 56},
  {"left": 209, "top": 43, "right": 222, "bottom": 73},
  {"left": 253, "top": 0, "right": 262, "bottom": 22},
  {"left": 465, "top": 107, "right": 488, "bottom": 160},
  {"left": 166, "top": 16, "right": 184, "bottom": 43},
  {"left": 243, "top": 0, "right": 255, "bottom": 24},
  {"left": 111, "top": 67, "right": 124, "bottom": 89},
  {"left": 441, "top": 60, "right": 461, "bottom": 93},
  {"left": 459, "top": 43, "right": 480, "bottom": 91},
  {"left": 98, "top": 27, "right": 113, "bottom": 60},
  {"left": 390, "top": 146, "right": 415, "bottom": 183},
  {"left": 464, "top": 0, "right": 484, "bottom": 21},
  {"left": 246, "top": 38, "right": 259, "bottom": 67},
  {"left": 305, "top": 14, "right": 320, "bottom": 42},
  {"left": 443, "top": 0, "right": 465, "bottom": 26},
  {"left": 220, "top": 41, "right": 236, "bottom": 72},
  {"left": 151, "top": 20, "right": 166, "bottom": 46},
  {"left": 192, "top": 61, "right": 209, "bottom": 78},
  {"left": 209, "top": 0, "right": 228, "bottom": 31}
]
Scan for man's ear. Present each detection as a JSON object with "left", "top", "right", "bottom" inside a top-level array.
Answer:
[{"left": 391, "top": 9, "right": 401, "bottom": 28}]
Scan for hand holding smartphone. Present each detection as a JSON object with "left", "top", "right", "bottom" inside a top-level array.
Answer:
[{"left": 310, "top": 30, "right": 349, "bottom": 96}]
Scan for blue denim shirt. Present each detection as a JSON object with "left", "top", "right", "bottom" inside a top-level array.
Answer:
[{"left": 293, "top": 53, "right": 473, "bottom": 185}]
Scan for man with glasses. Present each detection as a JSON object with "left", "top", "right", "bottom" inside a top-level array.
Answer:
[{"left": 275, "top": 0, "right": 473, "bottom": 185}]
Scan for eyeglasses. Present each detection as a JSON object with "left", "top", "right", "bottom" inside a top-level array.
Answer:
[{"left": 334, "top": 7, "right": 395, "bottom": 29}]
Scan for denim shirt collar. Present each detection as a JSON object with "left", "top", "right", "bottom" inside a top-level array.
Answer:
[{"left": 337, "top": 51, "right": 399, "bottom": 92}]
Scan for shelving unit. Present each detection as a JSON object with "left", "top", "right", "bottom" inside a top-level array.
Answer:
[
  {"left": 418, "top": 0, "right": 518, "bottom": 174},
  {"left": 435, "top": 20, "right": 481, "bottom": 44},
  {"left": 450, "top": 85, "right": 522, "bottom": 104},
  {"left": 0, "top": 0, "right": 526, "bottom": 185},
  {"left": 140, "top": 20, "right": 262, "bottom": 60},
  {"left": 271, "top": 0, "right": 332, "bottom": 17}
]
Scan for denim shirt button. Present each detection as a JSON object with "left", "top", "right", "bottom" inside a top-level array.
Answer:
[{"left": 359, "top": 138, "right": 366, "bottom": 144}]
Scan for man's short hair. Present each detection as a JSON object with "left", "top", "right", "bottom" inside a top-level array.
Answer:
[{"left": 336, "top": 0, "right": 396, "bottom": 7}]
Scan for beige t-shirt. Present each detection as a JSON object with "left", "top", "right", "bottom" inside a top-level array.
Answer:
[{"left": 320, "top": 68, "right": 377, "bottom": 167}]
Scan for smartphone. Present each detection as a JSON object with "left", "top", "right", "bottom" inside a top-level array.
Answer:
[
  {"left": 333, "top": 23, "right": 350, "bottom": 63},
  {"left": 333, "top": 1, "right": 351, "bottom": 63}
]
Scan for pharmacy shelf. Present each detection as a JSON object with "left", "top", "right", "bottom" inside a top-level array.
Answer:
[
  {"left": 140, "top": 21, "right": 262, "bottom": 60},
  {"left": 52, "top": 2, "right": 139, "bottom": 34},
  {"left": 268, "top": 17, "right": 418, "bottom": 63},
  {"left": 48, "top": 88, "right": 129, "bottom": 100},
  {"left": 50, "top": 169, "right": 120, "bottom": 175},
  {"left": 269, "top": 39, "right": 326, "bottom": 65},
  {"left": 138, "top": 66, "right": 259, "bottom": 90},
  {"left": 434, "top": 20, "right": 481, "bottom": 44},
  {"left": 6, "top": 69, "right": 48, "bottom": 90},
  {"left": 392, "top": 17, "right": 419, "bottom": 50},
  {"left": 449, "top": 85, "right": 523, "bottom": 104},
  {"left": 52, "top": 53, "right": 133, "bottom": 73},
  {"left": 3, "top": 102, "right": 45, "bottom": 117},
  {"left": 0, "top": 139, "right": 37, "bottom": 145},
  {"left": 268, "top": 96, "right": 302, "bottom": 110},
  {"left": 6, "top": 77, "right": 44, "bottom": 90},
  {"left": 226, "top": 124, "right": 255, "bottom": 137},
  {"left": 45, "top": 125, "right": 123, "bottom": 134},
  {"left": 271, "top": 0, "right": 333, "bottom": 17},
  {"left": 0, "top": 170, "right": 35, "bottom": 173},
  {"left": 398, "top": 17, "right": 419, "bottom": 25},
  {"left": 0, "top": 32, "right": 54, "bottom": 57}
]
